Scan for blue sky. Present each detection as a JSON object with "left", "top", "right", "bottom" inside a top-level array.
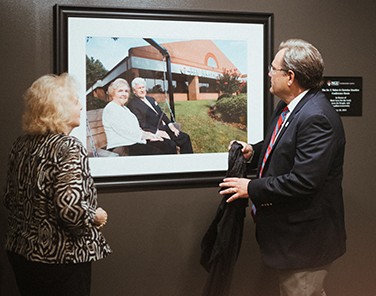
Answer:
[{"left": 86, "top": 37, "right": 247, "bottom": 73}]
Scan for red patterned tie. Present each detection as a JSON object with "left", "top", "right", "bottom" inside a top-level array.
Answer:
[{"left": 259, "top": 106, "right": 289, "bottom": 177}]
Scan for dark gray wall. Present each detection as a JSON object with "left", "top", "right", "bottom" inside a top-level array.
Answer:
[{"left": 1, "top": 1, "right": 376, "bottom": 295}]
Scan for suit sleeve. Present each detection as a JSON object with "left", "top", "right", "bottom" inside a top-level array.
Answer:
[
  {"left": 128, "top": 100, "right": 147, "bottom": 129},
  {"left": 246, "top": 141, "right": 264, "bottom": 173},
  {"left": 151, "top": 98, "right": 171, "bottom": 125},
  {"left": 249, "top": 113, "right": 337, "bottom": 206}
]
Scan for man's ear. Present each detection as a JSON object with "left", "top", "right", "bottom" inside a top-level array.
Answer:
[{"left": 287, "top": 70, "right": 295, "bottom": 86}]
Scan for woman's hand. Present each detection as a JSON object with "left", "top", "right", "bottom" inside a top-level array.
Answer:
[
  {"left": 94, "top": 207, "right": 108, "bottom": 228},
  {"left": 156, "top": 130, "right": 171, "bottom": 140},
  {"left": 143, "top": 131, "right": 163, "bottom": 141}
]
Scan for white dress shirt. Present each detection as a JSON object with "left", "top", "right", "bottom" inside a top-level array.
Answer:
[{"left": 276, "top": 89, "right": 309, "bottom": 140}]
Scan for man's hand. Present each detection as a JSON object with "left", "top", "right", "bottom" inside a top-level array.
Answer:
[
  {"left": 156, "top": 130, "right": 171, "bottom": 140},
  {"left": 229, "top": 140, "right": 254, "bottom": 161},
  {"left": 219, "top": 177, "right": 251, "bottom": 203},
  {"left": 168, "top": 123, "right": 180, "bottom": 137}
]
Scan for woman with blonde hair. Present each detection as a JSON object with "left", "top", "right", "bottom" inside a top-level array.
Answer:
[{"left": 3, "top": 73, "right": 111, "bottom": 296}]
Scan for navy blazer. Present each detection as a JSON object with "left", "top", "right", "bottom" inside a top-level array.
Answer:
[
  {"left": 248, "top": 89, "right": 346, "bottom": 270},
  {"left": 127, "top": 95, "right": 171, "bottom": 133}
]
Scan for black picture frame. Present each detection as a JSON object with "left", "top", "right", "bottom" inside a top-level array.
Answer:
[{"left": 53, "top": 5, "right": 273, "bottom": 189}]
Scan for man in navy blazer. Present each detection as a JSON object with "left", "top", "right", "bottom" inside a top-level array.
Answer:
[
  {"left": 219, "top": 39, "right": 346, "bottom": 295},
  {"left": 128, "top": 77, "right": 193, "bottom": 154}
]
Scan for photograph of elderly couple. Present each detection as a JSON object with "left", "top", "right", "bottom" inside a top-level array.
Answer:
[{"left": 86, "top": 37, "right": 248, "bottom": 158}]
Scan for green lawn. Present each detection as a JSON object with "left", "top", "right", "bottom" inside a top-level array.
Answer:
[{"left": 170, "top": 100, "right": 247, "bottom": 153}]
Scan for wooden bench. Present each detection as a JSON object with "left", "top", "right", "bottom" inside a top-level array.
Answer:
[{"left": 86, "top": 108, "right": 119, "bottom": 157}]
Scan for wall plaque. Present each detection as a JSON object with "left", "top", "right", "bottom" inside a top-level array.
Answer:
[{"left": 322, "top": 76, "right": 362, "bottom": 116}]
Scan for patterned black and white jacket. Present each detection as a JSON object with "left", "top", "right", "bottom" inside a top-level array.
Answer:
[{"left": 3, "top": 133, "right": 111, "bottom": 264}]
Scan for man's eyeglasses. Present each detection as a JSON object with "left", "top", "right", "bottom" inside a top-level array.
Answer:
[{"left": 268, "top": 64, "right": 288, "bottom": 73}]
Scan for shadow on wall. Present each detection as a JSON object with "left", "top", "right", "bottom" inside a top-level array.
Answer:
[{"left": 0, "top": 206, "right": 19, "bottom": 296}]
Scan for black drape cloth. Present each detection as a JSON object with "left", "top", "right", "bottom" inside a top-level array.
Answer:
[{"left": 200, "top": 141, "right": 249, "bottom": 296}]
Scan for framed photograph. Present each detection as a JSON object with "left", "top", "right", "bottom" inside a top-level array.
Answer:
[{"left": 54, "top": 5, "right": 273, "bottom": 188}]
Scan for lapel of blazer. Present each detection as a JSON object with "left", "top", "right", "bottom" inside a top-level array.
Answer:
[
  {"left": 145, "top": 96, "right": 161, "bottom": 114},
  {"left": 273, "top": 90, "right": 316, "bottom": 147},
  {"left": 260, "top": 90, "right": 317, "bottom": 171},
  {"left": 133, "top": 96, "right": 147, "bottom": 110},
  {"left": 135, "top": 96, "right": 159, "bottom": 117}
]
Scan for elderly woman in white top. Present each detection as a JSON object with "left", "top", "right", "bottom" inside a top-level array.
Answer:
[{"left": 102, "top": 78, "right": 177, "bottom": 156}]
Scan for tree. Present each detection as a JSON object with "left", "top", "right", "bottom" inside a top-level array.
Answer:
[
  {"left": 216, "top": 68, "right": 242, "bottom": 97},
  {"left": 86, "top": 55, "right": 108, "bottom": 90}
]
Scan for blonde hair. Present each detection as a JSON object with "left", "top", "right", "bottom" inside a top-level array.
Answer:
[
  {"left": 22, "top": 73, "right": 80, "bottom": 134},
  {"left": 107, "top": 78, "right": 130, "bottom": 101}
]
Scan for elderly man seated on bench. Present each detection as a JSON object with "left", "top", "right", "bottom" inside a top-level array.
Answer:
[{"left": 127, "top": 77, "right": 193, "bottom": 154}]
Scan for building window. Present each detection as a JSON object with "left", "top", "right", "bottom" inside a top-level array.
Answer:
[{"left": 207, "top": 57, "right": 218, "bottom": 68}]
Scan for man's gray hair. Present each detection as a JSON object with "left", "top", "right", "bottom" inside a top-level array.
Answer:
[
  {"left": 279, "top": 39, "right": 324, "bottom": 90},
  {"left": 131, "top": 77, "right": 147, "bottom": 89}
]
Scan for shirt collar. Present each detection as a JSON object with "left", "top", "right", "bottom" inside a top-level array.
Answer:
[{"left": 286, "top": 89, "right": 309, "bottom": 113}]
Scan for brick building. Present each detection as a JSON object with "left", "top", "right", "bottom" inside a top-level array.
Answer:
[{"left": 87, "top": 39, "right": 240, "bottom": 103}]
